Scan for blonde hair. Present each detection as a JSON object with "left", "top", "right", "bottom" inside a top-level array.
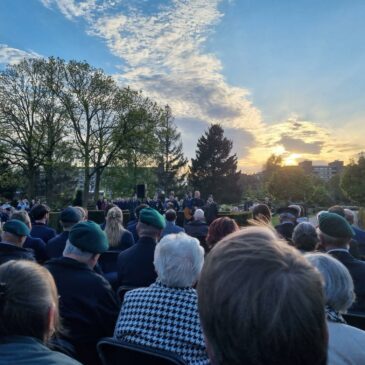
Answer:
[{"left": 105, "top": 206, "right": 126, "bottom": 248}]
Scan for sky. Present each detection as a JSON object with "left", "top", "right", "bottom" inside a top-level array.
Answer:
[{"left": 0, "top": 0, "right": 364, "bottom": 172}]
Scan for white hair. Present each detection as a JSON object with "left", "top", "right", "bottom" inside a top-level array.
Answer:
[
  {"left": 194, "top": 209, "right": 205, "bottom": 221},
  {"left": 306, "top": 253, "right": 355, "bottom": 312},
  {"left": 154, "top": 232, "right": 204, "bottom": 288},
  {"left": 63, "top": 240, "right": 94, "bottom": 261}
]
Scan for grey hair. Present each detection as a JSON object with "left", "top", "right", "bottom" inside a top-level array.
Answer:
[
  {"left": 292, "top": 222, "right": 318, "bottom": 252},
  {"left": 194, "top": 209, "right": 205, "bottom": 221},
  {"left": 154, "top": 232, "right": 204, "bottom": 288},
  {"left": 63, "top": 240, "right": 94, "bottom": 261},
  {"left": 137, "top": 222, "right": 161, "bottom": 238},
  {"left": 305, "top": 253, "right": 355, "bottom": 312},
  {"left": 344, "top": 209, "right": 355, "bottom": 225}
]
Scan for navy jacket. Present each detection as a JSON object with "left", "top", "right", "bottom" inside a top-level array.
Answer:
[
  {"left": 117, "top": 236, "right": 157, "bottom": 287},
  {"left": 46, "top": 231, "right": 69, "bottom": 259},
  {"left": 0, "top": 336, "right": 81, "bottom": 365},
  {"left": 30, "top": 223, "right": 57, "bottom": 243},
  {"left": 127, "top": 220, "right": 138, "bottom": 242},
  {"left": 23, "top": 236, "right": 48, "bottom": 263},
  {"left": 184, "top": 221, "right": 209, "bottom": 240},
  {"left": 0, "top": 242, "right": 35, "bottom": 265},
  {"left": 161, "top": 221, "right": 185, "bottom": 238},
  {"left": 329, "top": 250, "right": 365, "bottom": 313}
]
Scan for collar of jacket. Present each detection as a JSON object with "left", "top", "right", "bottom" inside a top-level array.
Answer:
[
  {"left": 0, "top": 242, "right": 31, "bottom": 253},
  {"left": 136, "top": 236, "right": 157, "bottom": 245},
  {"left": 48, "top": 256, "right": 92, "bottom": 271}
]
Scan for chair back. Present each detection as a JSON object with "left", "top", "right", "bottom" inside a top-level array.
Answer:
[
  {"left": 99, "top": 250, "right": 120, "bottom": 273},
  {"left": 97, "top": 337, "right": 187, "bottom": 365},
  {"left": 343, "top": 312, "right": 365, "bottom": 331}
]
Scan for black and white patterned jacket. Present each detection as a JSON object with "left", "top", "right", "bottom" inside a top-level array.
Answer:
[{"left": 114, "top": 281, "right": 210, "bottom": 365}]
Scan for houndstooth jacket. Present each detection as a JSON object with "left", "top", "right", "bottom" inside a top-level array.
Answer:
[{"left": 114, "top": 281, "right": 210, "bottom": 365}]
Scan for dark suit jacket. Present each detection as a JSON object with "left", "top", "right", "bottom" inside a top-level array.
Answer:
[
  {"left": 329, "top": 250, "right": 365, "bottom": 313},
  {"left": 46, "top": 231, "right": 69, "bottom": 259},
  {"left": 23, "top": 235, "right": 48, "bottom": 263},
  {"left": 30, "top": 223, "right": 56, "bottom": 243},
  {"left": 117, "top": 236, "right": 157, "bottom": 287},
  {"left": 0, "top": 242, "right": 35, "bottom": 265}
]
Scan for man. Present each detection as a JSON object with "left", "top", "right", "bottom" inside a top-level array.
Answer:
[
  {"left": 30, "top": 204, "right": 56, "bottom": 243},
  {"left": 11, "top": 210, "right": 48, "bottom": 263},
  {"left": 46, "top": 221, "right": 119, "bottom": 365},
  {"left": 126, "top": 203, "right": 148, "bottom": 242},
  {"left": 318, "top": 211, "right": 365, "bottom": 312},
  {"left": 344, "top": 209, "right": 365, "bottom": 245},
  {"left": 203, "top": 195, "right": 219, "bottom": 225},
  {"left": 198, "top": 226, "right": 327, "bottom": 365},
  {"left": 161, "top": 209, "right": 185, "bottom": 237},
  {"left": 191, "top": 190, "right": 204, "bottom": 210},
  {"left": 275, "top": 206, "right": 298, "bottom": 242},
  {"left": 0, "top": 220, "right": 35, "bottom": 264},
  {"left": 117, "top": 207, "right": 165, "bottom": 288},
  {"left": 46, "top": 206, "right": 82, "bottom": 259},
  {"left": 164, "top": 191, "right": 180, "bottom": 211},
  {"left": 185, "top": 209, "right": 209, "bottom": 242}
]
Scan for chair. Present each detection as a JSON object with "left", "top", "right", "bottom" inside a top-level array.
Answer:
[
  {"left": 116, "top": 285, "right": 139, "bottom": 303},
  {"left": 343, "top": 312, "right": 365, "bottom": 331},
  {"left": 97, "top": 337, "right": 187, "bottom": 365}
]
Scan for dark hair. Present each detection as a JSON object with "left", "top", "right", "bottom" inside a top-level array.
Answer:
[
  {"left": 198, "top": 227, "right": 327, "bottom": 365},
  {"left": 30, "top": 204, "right": 50, "bottom": 221},
  {"left": 293, "top": 222, "right": 319, "bottom": 252},
  {"left": 328, "top": 205, "right": 345, "bottom": 218},
  {"left": 252, "top": 204, "right": 272, "bottom": 224},
  {"left": 135, "top": 204, "right": 148, "bottom": 219},
  {"left": 165, "top": 209, "right": 177, "bottom": 222},
  {"left": 206, "top": 217, "right": 239, "bottom": 250},
  {"left": 0, "top": 260, "right": 60, "bottom": 341}
]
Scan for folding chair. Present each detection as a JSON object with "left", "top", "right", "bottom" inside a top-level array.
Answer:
[{"left": 343, "top": 312, "right": 365, "bottom": 331}]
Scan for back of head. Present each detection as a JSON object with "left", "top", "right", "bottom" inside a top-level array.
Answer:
[
  {"left": 105, "top": 206, "right": 125, "bottom": 248},
  {"left": 194, "top": 209, "right": 205, "bottom": 221},
  {"left": 0, "top": 260, "right": 59, "bottom": 341},
  {"left": 30, "top": 204, "right": 50, "bottom": 221},
  {"left": 344, "top": 208, "right": 355, "bottom": 225},
  {"left": 198, "top": 226, "right": 327, "bottom": 365},
  {"left": 206, "top": 217, "right": 239, "bottom": 249},
  {"left": 135, "top": 204, "right": 149, "bottom": 219},
  {"left": 252, "top": 204, "right": 272, "bottom": 224},
  {"left": 154, "top": 232, "right": 204, "bottom": 287},
  {"left": 11, "top": 210, "right": 31, "bottom": 228},
  {"left": 328, "top": 205, "right": 345, "bottom": 218},
  {"left": 292, "top": 222, "right": 319, "bottom": 252},
  {"left": 306, "top": 253, "right": 354, "bottom": 313},
  {"left": 165, "top": 209, "right": 177, "bottom": 222}
]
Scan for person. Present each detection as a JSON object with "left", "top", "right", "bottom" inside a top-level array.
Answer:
[
  {"left": 46, "top": 207, "right": 82, "bottom": 259},
  {"left": 191, "top": 191, "right": 204, "bottom": 211},
  {"left": 74, "top": 206, "right": 88, "bottom": 221},
  {"left": 30, "top": 204, "right": 56, "bottom": 243},
  {"left": 344, "top": 208, "right": 365, "bottom": 257},
  {"left": 0, "top": 260, "right": 81, "bottom": 365},
  {"left": 197, "top": 226, "right": 327, "bottom": 365},
  {"left": 117, "top": 207, "right": 165, "bottom": 288},
  {"left": 45, "top": 221, "right": 120, "bottom": 365},
  {"left": 203, "top": 196, "right": 219, "bottom": 225},
  {"left": 205, "top": 217, "right": 239, "bottom": 252},
  {"left": 17, "top": 198, "right": 29, "bottom": 211},
  {"left": 126, "top": 203, "right": 148, "bottom": 242},
  {"left": 306, "top": 253, "right": 365, "bottom": 365},
  {"left": 184, "top": 209, "right": 209, "bottom": 249},
  {"left": 164, "top": 192, "right": 180, "bottom": 211},
  {"left": 0, "top": 220, "right": 35, "bottom": 264},
  {"left": 318, "top": 212, "right": 365, "bottom": 313},
  {"left": 11, "top": 210, "right": 48, "bottom": 263},
  {"left": 115, "top": 233, "right": 209, "bottom": 365},
  {"left": 292, "top": 222, "right": 319, "bottom": 253},
  {"left": 274, "top": 206, "right": 298, "bottom": 242},
  {"left": 104, "top": 206, "right": 134, "bottom": 251},
  {"left": 251, "top": 203, "right": 272, "bottom": 224},
  {"left": 161, "top": 209, "right": 185, "bottom": 238}
]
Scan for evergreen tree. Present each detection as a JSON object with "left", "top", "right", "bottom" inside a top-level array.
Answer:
[
  {"left": 189, "top": 124, "right": 242, "bottom": 203},
  {"left": 156, "top": 105, "right": 187, "bottom": 193}
]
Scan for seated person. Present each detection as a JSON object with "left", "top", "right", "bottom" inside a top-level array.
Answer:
[
  {"left": 274, "top": 206, "right": 298, "bottom": 242},
  {"left": 30, "top": 204, "right": 56, "bottom": 243},
  {"left": 0, "top": 220, "right": 35, "bottom": 265},
  {"left": 114, "top": 232, "right": 209, "bottom": 365},
  {"left": 198, "top": 226, "right": 327, "bottom": 365},
  {"left": 126, "top": 204, "right": 148, "bottom": 242},
  {"left": 306, "top": 253, "right": 365, "bottom": 364},
  {"left": 206, "top": 217, "right": 239, "bottom": 252},
  {"left": 117, "top": 208, "right": 165, "bottom": 288},
  {"left": 46, "top": 221, "right": 120, "bottom": 365},
  {"left": 11, "top": 210, "right": 48, "bottom": 263},
  {"left": 184, "top": 209, "right": 209, "bottom": 249},
  {"left": 46, "top": 207, "right": 82, "bottom": 259},
  {"left": 161, "top": 209, "right": 185, "bottom": 238},
  {"left": 0, "top": 260, "right": 81, "bottom": 364},
  {"left": 292, "top": 222, "right": 319, "bottom": 253},
  {"left": 251, "top": 203, "right": 272, "bottom": 225}
]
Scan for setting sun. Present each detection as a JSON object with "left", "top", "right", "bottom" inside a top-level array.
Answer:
[{"left": 283, "top": 153, "right": 302, "bottom": 166}]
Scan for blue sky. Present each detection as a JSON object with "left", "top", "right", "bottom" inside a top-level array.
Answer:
[{"left": 1, "top": 0, "right": 364, "bottom": 172}]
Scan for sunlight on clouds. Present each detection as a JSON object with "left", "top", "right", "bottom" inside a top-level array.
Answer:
[{"left": 0, "top": 44, "right": 41, "bottom": 66}]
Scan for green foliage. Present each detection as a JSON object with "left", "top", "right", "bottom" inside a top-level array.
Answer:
[
  {"left": 341, "top": 155, "right": 365, "bottom": 204},
  {"left": 189, "top": 124, "right": 242, "bottom": 203}
]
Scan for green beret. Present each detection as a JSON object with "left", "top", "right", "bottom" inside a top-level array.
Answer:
[
  {"left": 69, "top": 221, "right": 109, "bottom": 253},
  {"left": 318, "top": 212, "right": 355, "bottom": 239},
  {"left": 3, "top": 219, "right": 30, "bottom": 237},
  {"left": 139, "top": 207, "right": 166, "bottom": 230},
  {"left": 60, "top": 207, "right": 82, "bottom": 223}
]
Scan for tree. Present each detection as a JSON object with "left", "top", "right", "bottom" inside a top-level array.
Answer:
[
  {"left": 341, "top": 154, "right": 365, "bottom": 205},
  {"left": 263, "top": 154, "right": 283, "bottom": 182},
  {"left": 189, "top": 124, "right": 242, "bottom": 203},
  {"left": 156, "top": 105, "right": 187, "bottom": 193}
]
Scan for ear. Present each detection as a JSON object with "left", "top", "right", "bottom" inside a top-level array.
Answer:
[{"left": 46, "top": 303, "right": 57, "bottom": 340}]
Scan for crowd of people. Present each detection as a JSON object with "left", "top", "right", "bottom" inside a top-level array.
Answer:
[{"left": 1, "top": 195, "right": 365, "bottom": 364}]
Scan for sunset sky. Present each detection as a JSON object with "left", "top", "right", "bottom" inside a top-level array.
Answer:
[{"left": 1, "top": 0, "right": 364, "bottom": 172}]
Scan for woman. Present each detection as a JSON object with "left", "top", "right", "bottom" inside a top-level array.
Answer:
[
  {"left": 104, "top": 206, "right": 134, "bottom": 251},
  {"left": 292, "top": 222, "right": 319, "bottom": 253},
  {"left": 114, "top": 232, "right": 209, "bottom": 365},
  {"left": 306, "top": 253, "right": 365, "bottom": 365},
  {"left": 206, "top": 217, "right": 239, "bottom": 252},
  {"left": 251, "top": 203, "right": 272, "bottom": 224},
  {"left": 0, "top": 260, "right": 81, "bottom": 364}
]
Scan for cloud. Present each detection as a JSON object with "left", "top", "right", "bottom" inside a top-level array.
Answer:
[
  {"left": 278, "top": 135, "right": 324, "bottom": 154},
  {"left": 0, "top": 44, "right": 42, "bottom": 66}
]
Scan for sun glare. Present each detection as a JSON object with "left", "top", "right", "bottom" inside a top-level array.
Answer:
[{"left": 283, "top": 153, "right": 301, "bottom": 166}]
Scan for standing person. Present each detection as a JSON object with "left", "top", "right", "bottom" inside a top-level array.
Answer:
[
  {"left": 30, "top": 204, "right": 56, "bottom": 243},
  {"left": 191, "top": 191, "right": 204, "bottom": 211},
  {"left": 203, "top": 195, "right": 219, "bottom": 225},
  {"left": 46, "top": 221, "right": 120, "bottom": 365}
]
